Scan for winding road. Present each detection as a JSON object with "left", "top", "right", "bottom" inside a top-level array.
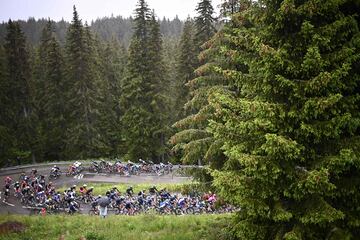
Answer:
[{"left": 0, "top": 163, "right": 192, "bottom": 215}]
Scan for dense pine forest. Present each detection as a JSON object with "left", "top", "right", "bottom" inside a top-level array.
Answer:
[
  {"left": 0, "top": 15, "right": 184, "bottom": 47},
  {"left": 1, "top": 0, "right": 360, "bottom": 239},
  {"left": 0, "top": 0, "right": 203, "bottom": 165}
]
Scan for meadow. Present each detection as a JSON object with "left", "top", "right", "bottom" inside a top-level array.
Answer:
[{"left": 0, "top": 214, "right": 231, "bottom": 240}]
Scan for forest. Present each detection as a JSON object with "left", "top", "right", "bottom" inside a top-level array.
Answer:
[
  {"left": 1, "top": 0, "right": 360, "bottom": 239},
  {"left": 0, "top": 1, "right": 200, "bottom": 165}
]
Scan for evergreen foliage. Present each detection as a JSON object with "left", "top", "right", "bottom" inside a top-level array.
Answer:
[
  {"left": 120, "top": 0, "right": 169, "bottom": 162},
  {"left": 97, "top": 38, "right": 128, "bottom": 156},
  {"left": 171, "top": 32, "right": 228, "bottom": 166},
  {"left": 194, "top": 0, "right": 217, "bottom": 53},
  {"left": 171, "top": 0, "right": 218, "bottom": 165},
  {"left": 1, "top": 20, "right": 36, "bottom": 164},
  {"left": 0, "top": 16, "right": 184, "bottom": 47},
  {"left": 174, "top": 18, "right": 197, "bottom": 120},
  {"left": 64, "top": 7, "right": 104, "bottom": 159},
  {"left": 210, "top": 1, "right": 360, "bottom": 239},
  {"left": 219, "top": 0, "right": 243, "bottom": 20},
  {"left": 34, "top": 20, "right": 66, "bottom": 160}
]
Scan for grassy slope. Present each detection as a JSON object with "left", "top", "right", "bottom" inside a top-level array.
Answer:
[{"left": 0, "top": 214, "right": 231, "bottom": 240}]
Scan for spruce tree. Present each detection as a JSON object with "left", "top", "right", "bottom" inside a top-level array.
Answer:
[
  {"left": 170, "top": 0, "right": 218, "bottom": 165},
  {"left": 0, "top": 44, "right": 13, "bottom": 166},
  {"left": 64, "top": 7, "right": 103, "bottom": 159},
  {"left": 194, "top": 0, "right": 216, "bottom": 53},
  {"left": 148, "top": 11, "right": 171, "bottom": 161},
  {"left": 37, "top": 21, "right": 66, "bottom": 160},
  {"left": 219, "top": 0, "right": 243, "bottom": 20},
  {"left": 174, "top": 18, "right": 197, "bottom": 120},
  {"left": 2, "top": 20, "right": 36, "bottom": 163},
  {"left": 98, "top": 38, "right": 127, "bottom": 156},
  {"left": 120, "top": 0, "right": 151, "bottom": 161},
  {"left": 171, "top": 29, "right": 230, "bottom": 166},
  {"left": 120, "top": 0, "right": 168, "bottom": 161},
  {"left": 211, "top": 1, "right": 360, "bottom": 239}
]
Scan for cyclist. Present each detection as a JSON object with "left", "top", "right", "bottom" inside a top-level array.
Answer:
[
  {"left": 111, "top": 186, "right": 120, "bottom": 194},
  {"left": 126, "top": 186, "right": 134, "bottom": 197},
  {"left": 3, "top": 183, "right": 11, "bottom": 201},
  {"left": 4, "top": 176, "right": 12, "bottom": 185},
  {"left": 85, "top": 186, "right": 94, "bottom": 197},
  {"left": 79, "top": 184, "right": 87, "bottom": 196},
  {"left": 68, "top": 200, "right": 78, "bottom": 214},
  {"left": 13, "top": 181, "right": 21, "bottom": 197},
  {"left": 149, "top": 185, "right": 158, "bottom": 195},
  {"left": 31, "top": 169, "right": 38, "bottom": 178},
  {"left": 178, "top": 197, "right": 187, "bottom": 209},
  {"left": 52, "top": 191, "right": 61, "bottom": 204},
  {"left": 124, "top": 200, "right": 134, "bottom": 215},
  {"left": 51, "top": 165, "right": 60, "bottom": 177},
  {"left": 138, "top": 189, "right": 146, "bottom": 197}
]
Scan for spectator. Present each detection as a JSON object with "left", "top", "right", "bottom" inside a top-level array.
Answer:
[{"left": 97, "top": 196, "right": 111, "bottom": 218}]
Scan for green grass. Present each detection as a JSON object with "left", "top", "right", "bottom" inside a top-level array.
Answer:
[
  {"left": 0, "top": 214, "right": 231, "bottom": 240},
  {"left": 58, "top": 182, "right": 200, "bottom": 196}
]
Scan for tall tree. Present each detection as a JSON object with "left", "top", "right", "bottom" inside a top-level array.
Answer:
[
  {"left": 2, "top": 20, "right": 36, "bottom": 164},
  {"left": 98, "top": 38, "right": 128, "bottom": 156},
  {"left": 211, "top": 1, "right": 360, "bottom": 239},
  {"left": 0, "top": 44, "right": 13, "bottom": 166},
  {"left": 219, "top": 0, "right": 243, "bottom": 20},
  {"left": 64, "top": 6, "right": 103, "bottom": 159},
  {"left": 120, "top": 0, "right": 152, "bottom": 161},
  {"left": 36, "top": 20, "right": 66, "bottom": 160},
  {"left": 148, "top": 11, "right": 171, "bottom": 161},
  {"left": 120, "top": 0, "right": 168, "bottom": 161},
  {"left": 170, "top": 0, "right": 221, "bottom": 164},
  {"left": 171, "top": 29, "right": 230, "bottom": 166},
  {"left": 174, "top": 18, "right": 197, "bottom": 120},
  {"left": 194, "top": 0, "right": 216, "bottom": 53},
  {"left": 170, "top": 0, "right": 218, "bottom": 165}
]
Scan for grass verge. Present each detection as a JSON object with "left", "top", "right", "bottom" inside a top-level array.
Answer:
[{"left": 0, "top": 214, "right": 231, "bottom": 240}]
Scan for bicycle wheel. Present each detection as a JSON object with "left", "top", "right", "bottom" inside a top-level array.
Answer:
[
  {"left": 89, "top": 209, "right": 99, "bottom": 216},
  {"left": 185, "top": 207, "right": 194, "bottom": 215}
]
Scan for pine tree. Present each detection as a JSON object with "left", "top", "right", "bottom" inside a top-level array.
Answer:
[
  {"left": 148, "top": 11, "right": 171, "bottom": 161},
  {"left": 0, "top": 44, "right": 14, "bottom": 166},
  {"left": 211, "top": 1, "right": 360, "bottom": 239},
  {"left": 98, "top": 38, "right": 127, "bottom": 156},
  {"left": 36, "top": 20, "right": 66, "bottom": 160},
  {"left": 219, "top": 0, "right": 243, "bottom": 20},
  {"left": 174, "top": 18, "right": 197, "bottom": 120},
  {"left": 64, "top": 6, "right": 103, "bottom": 159},
  {"left": 2, "top": 20, "right": 36, "bottom": 163},
  {"left": 171, "top": 29, "right": 230, "bottom": 166},
  {"left": 120, "top": 0, "right": 152, "bottom": 161},
  {"left": 194, "top": 0, "right": 216, "bottom": 53},
  {"left": 120, "top": 0, "right": 169, "bottom": 161},
  {"left": 170, "top": 0, "right": 219, "bottom": 165}
]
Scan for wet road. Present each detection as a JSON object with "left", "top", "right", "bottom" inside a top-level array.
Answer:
[{"left": 0, "top": 164, "right": 192, "bottom": 215}]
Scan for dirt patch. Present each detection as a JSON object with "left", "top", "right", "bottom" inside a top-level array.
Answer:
[{"left": 0, "top": 221, "right": 26, "bottom": 235}]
